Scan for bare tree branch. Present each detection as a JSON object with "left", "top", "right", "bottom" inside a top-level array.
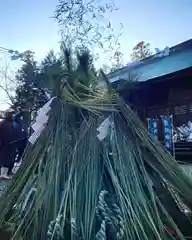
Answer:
[
  {"left": 0, "top": 59, "right": 17, "bottom": 106},
  {"left": 0, "top": 84, "right": 14, "bottom": 104}
]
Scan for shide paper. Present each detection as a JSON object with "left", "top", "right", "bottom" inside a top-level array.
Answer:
[
  {"left": 97, "top": 116, "right": 112, "bottom": 141},
  {"left": 28, "top": 97, "right": 55, "bottom": 145}
]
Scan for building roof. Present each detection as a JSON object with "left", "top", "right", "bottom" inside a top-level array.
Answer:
[{"left": 107, "top": 39, "right": 192, "bottom": 83}]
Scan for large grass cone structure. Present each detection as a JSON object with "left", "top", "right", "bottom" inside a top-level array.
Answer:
[{"left": 1, "top": 89, "right": 192, "bottom": 239}]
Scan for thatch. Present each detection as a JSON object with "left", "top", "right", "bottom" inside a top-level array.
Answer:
[{"left": 0, "top": 91, "right": 192, "bottom": 239}]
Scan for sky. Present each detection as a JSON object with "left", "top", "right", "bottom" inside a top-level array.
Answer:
[{"left": 0, "top": 0, "right": 192, "bottom": 109}]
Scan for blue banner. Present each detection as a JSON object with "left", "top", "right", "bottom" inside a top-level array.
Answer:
[
  {"left": 148, "top": 118, "right": 158, "bottom": 140},
  {"left": 161, "top": 115, "right": 173, "bottom": 151}
]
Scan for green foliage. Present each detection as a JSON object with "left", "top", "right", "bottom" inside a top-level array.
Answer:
[
  {"left": 14, "top": 51, "right": 38, "bottom": 107},
  {"left": 13, "top": 51, "right": 40, "bottom": 128},
  {"left": 15, "top": 51, "right": 37, "bottom": 86},
  {"left": 131, "top": 41, "right": 153, "bottom": 61},
  {"left": 40, "top": 50, "right": 63, "bottom": 91},
  {"left": 12, "top": 45, "right": 100, "bottom": 128},
  {"left": 40, "top": 46, "right": 99, "bottom": 98}
]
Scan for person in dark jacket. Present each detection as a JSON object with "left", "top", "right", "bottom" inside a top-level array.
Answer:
[
  {"left": 7, "top": 128, "right": 28, "bottom": 176},
  {"left": 7, "top": 113, "right": 28, "bottom": 176},
  {"left": 0, "top": 109, "right": 24, "bottom": 179}
]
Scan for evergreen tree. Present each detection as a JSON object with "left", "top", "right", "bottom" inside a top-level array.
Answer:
[
  {"left": 40, "top": 50, "right": 63, "bottom": 93},
  {"left": 13, "top": 51, "right": 39, "bottom": 129}
]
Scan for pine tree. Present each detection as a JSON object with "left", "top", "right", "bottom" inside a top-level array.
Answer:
[{"left": 14, "top": 51, "right": 39, "bottom": 129}]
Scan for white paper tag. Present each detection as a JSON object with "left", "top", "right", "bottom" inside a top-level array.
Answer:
[
  {"left": 29, "top": 97, "right": 55, "bottom": 145},
  {"left": 28, "top": 131, "right": 41, "bottom": 145},
  {"left": 29, "top": 124, "right": 46, "bottom": 144},
  {"left": 97, "top": 117, "right": 111, "bottom": 132},
  {"left": 35, "top": 114, "right": 49, "bottom": 126},
  {"left": 97, "top": 117, "right": 111, "bottom": 141},
  {"left": 32, "top": 121, "right": 42, "bottom": 132}
]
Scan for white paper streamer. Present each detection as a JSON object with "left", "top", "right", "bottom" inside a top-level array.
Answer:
[
  {"left": 28, "top": 131, "right": 42, "bottom": 145},
  {"left": 97, "top": 117, "right": 112, "bottom": 141},
  {"left": 32, "top": 115, "right": 49, "bottom": 131},
  {"left": 28, "top": 97, "right": 55, "bottom": 145}
]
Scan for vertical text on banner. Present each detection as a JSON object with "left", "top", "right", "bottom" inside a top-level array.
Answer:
[
  {"left": 147, "top": 118, "right": 158, "bottom": 140},
  {"left": 161, "top": 115, "right": 173, "bottom": 151}
]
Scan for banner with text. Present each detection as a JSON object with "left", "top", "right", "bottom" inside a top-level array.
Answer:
[{"left": 161, "top": 115, "right": 173, "bottom": 151}]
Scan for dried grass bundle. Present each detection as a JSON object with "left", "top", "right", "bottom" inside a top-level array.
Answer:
[{"left": 0, "top": 94, "right": 192, "bottom": 239}]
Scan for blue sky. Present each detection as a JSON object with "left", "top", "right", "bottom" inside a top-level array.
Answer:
[
  {"left": 0, "top": 0, "right": 192, "bottom": 61},
  {"left": 0, "top": 0, "right": 192, "bottom": 108},
  {"left": 0, "top": 0, "right": 60, "bottom": 60},
  {"left": 0, "top": 0, "right": 192, "bottom": 62}
]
